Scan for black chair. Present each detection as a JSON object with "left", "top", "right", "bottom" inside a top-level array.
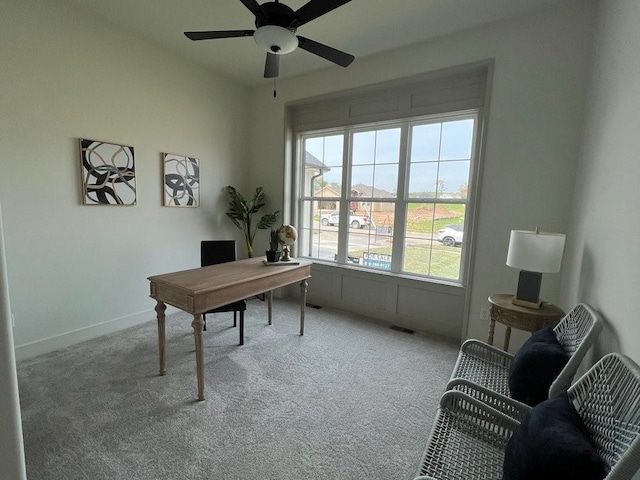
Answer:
[{"left": 200, "top": 240, "right": 247, "bottom": 345}]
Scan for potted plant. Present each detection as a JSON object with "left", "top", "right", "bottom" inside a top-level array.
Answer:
[
  {"left": 225, "top": 185, "right": 279, "bottom": 257},
  {"left": 266, "top": 228, "right": 282, "bottom": 263}
]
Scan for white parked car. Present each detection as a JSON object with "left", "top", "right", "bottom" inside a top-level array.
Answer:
[
  {"left": 320, "top": 210, "right": 370, "bottom": 229},
  {"left": 437, "top": 225, "right": 464, "bottom": 246}
]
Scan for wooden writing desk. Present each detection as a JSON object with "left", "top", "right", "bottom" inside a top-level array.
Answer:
[{"left": 148, "top": 257, "right": 312, "bottom": 401}]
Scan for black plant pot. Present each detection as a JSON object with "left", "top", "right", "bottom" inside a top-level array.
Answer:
[{"left": 265, "top": 250, "right": 282, "bottom": 263}]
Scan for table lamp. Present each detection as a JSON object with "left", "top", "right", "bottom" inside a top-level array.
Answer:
[{"left": 506, "top": 228, "right": 566, "bottom": 309}]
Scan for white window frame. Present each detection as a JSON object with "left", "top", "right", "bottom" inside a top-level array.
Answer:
[{"left": 295, "top": 110, "right": 478, "bottom": 285}]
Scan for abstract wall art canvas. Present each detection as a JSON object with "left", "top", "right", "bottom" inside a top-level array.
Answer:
[
  {"left": 79, "top": 139, "right": 136, "bottom": 205},
  {"left": 163, "top": 153, "right": 200, "bottom": 207}
]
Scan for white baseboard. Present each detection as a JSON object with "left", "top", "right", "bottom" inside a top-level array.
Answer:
[{"left": 14, "top": 306, "right": 180, "bottom": 362}]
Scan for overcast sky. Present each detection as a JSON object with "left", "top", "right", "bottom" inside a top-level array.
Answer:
[{"left": 305, "top": 118, "right": 474, "bottom": 194}]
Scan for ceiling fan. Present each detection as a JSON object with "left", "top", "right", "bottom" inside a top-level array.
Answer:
[{"left": 184, "top": 0, "right": 355, "bottom": 79}]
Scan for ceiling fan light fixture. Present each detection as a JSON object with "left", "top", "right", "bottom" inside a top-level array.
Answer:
[{"left": 253, "top": 25, "right": 297, "bottom": 55}]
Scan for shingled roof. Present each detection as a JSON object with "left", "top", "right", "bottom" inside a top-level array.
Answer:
[{"left": 304, "top": 151, "right": 331, "bottom": 172}]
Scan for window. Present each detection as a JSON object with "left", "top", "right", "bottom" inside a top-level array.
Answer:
[
  {"left": 289, "top": 62, "right": 490, "bottom": 285},
  {"left": 296, "top": 112, "right": 477, "bottom": 283}
]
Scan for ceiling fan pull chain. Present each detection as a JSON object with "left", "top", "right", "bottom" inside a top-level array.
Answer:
[{"left": 273, "top": 78, "right": 277, "bottom": 98}]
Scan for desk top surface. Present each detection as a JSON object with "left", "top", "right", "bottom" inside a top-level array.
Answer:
[{"left": 148, "top": 257, "right": 312, "bottom": 295}]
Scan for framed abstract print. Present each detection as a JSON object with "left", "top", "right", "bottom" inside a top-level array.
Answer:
[
  {"left": 79, "top": 139, "right": 136, "bottom": 205},
  {"left": 163, "top": 153, "right": 200, "bottom": 207}
]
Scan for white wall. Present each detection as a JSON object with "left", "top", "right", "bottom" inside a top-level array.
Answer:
[
  {"left": 248, "top": 1, "right": 595, "bottom": 346},
  {"left": 560, "top": 0, "right": 640, "bottom": 366},
  {"left": 0, "top": 0, "right": 250, "bottom": 359}
]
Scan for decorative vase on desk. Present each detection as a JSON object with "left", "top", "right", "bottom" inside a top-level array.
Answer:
[
  {"left": 265, "top": 228, "right": 282, "bottom": 263},
  {"left": 265, "top": 250, "right": 282, "bottom": 262}
]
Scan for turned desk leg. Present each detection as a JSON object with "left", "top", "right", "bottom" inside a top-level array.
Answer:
[
  {"left": 503, "top": 327, "right": 512, "bottom": 352},
  {"left": 155, "top": 301, "right": 167, "bottom": 376},
  {"left": 191, "top": 314, "right": 205, "bottom": 401},
  {"left": 300, "top": 279, "right": 308, "bottom": 336},
  {"left": 487, "top": 318, "right": 495, "bottom": 346},
  {"left": 267, "top": 290, "right": 273, "bottom": 325}
]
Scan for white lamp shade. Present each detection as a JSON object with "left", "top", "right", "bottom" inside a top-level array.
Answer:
[
  {"left": 506, "top": 230, "right": 566, "bottom": 273},
  {"left": 253, "top": 25, "right": 298, "bottom": 54}
]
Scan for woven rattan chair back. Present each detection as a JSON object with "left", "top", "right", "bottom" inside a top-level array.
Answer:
[
  {"left": 568, "top": 353, "right": 640, "bottom": 480},
  {"left": 415, "top": 391, "right": 520, "bottom": 480},
  {"left": 549, "top": 303, "right": 603, "bottom": 397}
]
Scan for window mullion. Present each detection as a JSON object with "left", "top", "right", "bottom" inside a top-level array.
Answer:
[
  {"left": 336, "top": 130, "right": 352, "bottom": 263},
  {"left": 390, "top": 122, "right": 410, "bottom": 272}
]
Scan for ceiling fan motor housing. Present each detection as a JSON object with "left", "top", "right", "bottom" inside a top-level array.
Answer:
[{"left": 253, "top": 1, "right": 298, "bottom": 54}]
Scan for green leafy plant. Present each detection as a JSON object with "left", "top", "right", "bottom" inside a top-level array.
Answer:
[{"left": 225, "top": 185, "right": 280, "bottom": 257}]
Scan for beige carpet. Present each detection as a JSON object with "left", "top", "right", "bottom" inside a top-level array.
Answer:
[{"left": 18, "top": 298, "right": 459, "bottom": 480}]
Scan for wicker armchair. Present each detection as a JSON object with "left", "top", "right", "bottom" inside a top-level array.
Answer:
[
  {"left": 570, "top": 353, "right": 640, "bottom": 479},
  {"left": 447, "top": 303, "right": 603, "bottom": 415},
  {"left": 414, "top": 389, "right": 519, "bottom": 480},
  {"left": 414, "top": 353, "right": 640, "bottom": 480}
]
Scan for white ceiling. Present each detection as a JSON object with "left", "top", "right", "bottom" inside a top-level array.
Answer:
[{"left": 61, "top": 0, "right": 560, "bottom": 87}]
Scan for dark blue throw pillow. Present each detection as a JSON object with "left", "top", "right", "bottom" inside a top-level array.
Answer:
[
  {"left": 508, "top": 327, "right": 569, "bottom": 406},
  {"left": 502, "top": 392, "right": 607, "bottom": 480}
]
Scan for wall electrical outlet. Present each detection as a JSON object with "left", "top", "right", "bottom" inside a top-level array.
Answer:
[{"left": 480, "top": 308, "right": 489, "bottom": 321}]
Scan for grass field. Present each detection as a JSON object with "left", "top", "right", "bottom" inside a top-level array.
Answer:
[
  {"left": 348, "top": 241, "right": 461, "bottom": 279},
  {"left": 376, "top": 203, "right": 465, "bottom": 234},
  {"left": 314, "top": 202, "right": 466, "bottom": 280},
  {"left": 365, "top": 203, "right": 464, "bottom": 279}
]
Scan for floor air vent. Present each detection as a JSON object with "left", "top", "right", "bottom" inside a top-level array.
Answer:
[{"left": 390, "top": 325, "right": 415, "bottom": 334}]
